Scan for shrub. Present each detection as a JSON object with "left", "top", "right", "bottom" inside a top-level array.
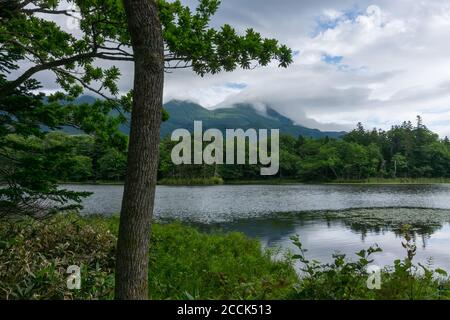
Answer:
[
  {"left": 148, "top": 223, "right": 296, "bottom": 299},
  {"left": 0, "top": 214, "right": 296, "bottom": 300},
  {"left": 288, "top": 225, "right": 450, "bottom": 300},
  {"left": 0, "top": 215, "right": 116, "bottom": 299},
  {"left": 2, "top": 215, "right": 450, "bottom": 300}
]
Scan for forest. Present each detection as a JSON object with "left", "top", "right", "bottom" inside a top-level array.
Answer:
[
  {"left": 4, "top": 116, "right": 448, "bottom": 184},
  {"left": 2, "top": 0, "right": 450, "bottom": 302}
]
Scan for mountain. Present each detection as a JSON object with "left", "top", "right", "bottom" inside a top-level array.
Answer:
[
  {"left": 159, "top": 100, "right": 346, "bottom": 139},
  {"left": 66, "top": 96, "right": 345, "bottom": 138}
]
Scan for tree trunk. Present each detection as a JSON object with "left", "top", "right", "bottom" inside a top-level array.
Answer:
[{"left": 115, "top": 0, "right": 164, "bottom": 300}]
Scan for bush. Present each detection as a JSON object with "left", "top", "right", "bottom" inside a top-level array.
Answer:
[
  {"left": 2, "top": 216, "right": 449, "bottom": 300},
  {"left": 0, "top": 214, "right": 296, "bottom": 300},
  {"left": 0, "top": 215, "right": 116, "bottom": 299},
  {"left": 148, "top": 223, "right": 296, "bottom": 299},
  {"left": 288, "top": 226, "right": 450, "bottom": 300}
]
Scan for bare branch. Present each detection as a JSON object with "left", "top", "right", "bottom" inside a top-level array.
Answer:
[
  {"left": 96, "top": 53, "right": 134, "bottom": 61},
  {"left": 165, "top": 59, "right": 192, "bottom": 70},
  {"left": 98, "top": 45, "right": 133, "bottom": 57}
]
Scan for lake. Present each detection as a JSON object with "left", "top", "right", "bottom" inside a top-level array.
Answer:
[{"left": 64, "top": 183, "right": 450, "bottom": 270}]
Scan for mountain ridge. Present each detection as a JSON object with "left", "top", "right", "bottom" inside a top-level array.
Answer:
[
  {"left": 64, "top": 96, "right": 346, "bottom": 139},
  {"left": 159, "top": 100, "right": 346, "bottom": 139}
]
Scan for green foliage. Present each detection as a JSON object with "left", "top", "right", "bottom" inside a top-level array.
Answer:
[
  {"left": 0, "top": 44, "right": 126, "bottom": 217},
  {"left": 289, "top": 227, "right": 450, "bottom": 300},
  {"left": 192, "top": 117, "right": 447, "bottom": 183},
  {"left": 98, "top": 148, "right": 127, "bottom": 181},
  {"left": 290, "top": 235, "right": 383, "bottom": 299},
  {"left": 0, "top": 123, "right": 125, "bottom": 217},
  {"left": 0, "top": 0, "right": 292, "bottom": 217},
  {"left": 7, "top": 116, "right": 447, "bottom": 187},
  {"left": 0, "top": 214, "right": 297, "bottom": 300},
  {"left": 158, "top": 176, "right": 224, "bottom": 186},
  {"left": 158, "top": 116, "right": 450, "bottom": 183},
  {"left": 158, "top": 0, "right": 292, "bottom": 75},
  {"left": 31, "top": 116, "right": 450, "bottom": 185},
  {"left": 68, "top": 155, "right": 93, "bottom": 181},
  {"left": 157, "top": 117, "right": 450, "bottom": 183},
  {"left": 1, "top": 0, "right": 292, "bottom": 95},
  {"left": 0, "top": 214, "right": 116, "bottom": 299},
  {"left": 0, "top": 130, "right": 93, "bottom": 218},
  {"left": 148, "top": 223, "right": 296, "bottom": 299},
  {"left": 343, "top": 117, "right": 450, "bottom": 180},
  {"left": 1, "top": 214, "right": 450, "bottom": 300}
]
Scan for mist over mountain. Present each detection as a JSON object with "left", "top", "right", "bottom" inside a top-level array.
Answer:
[
  {"left": 67, "top": 96, "right": 346, "bottom": 138},
  {"left": 159, "top": 100, "right": 346, "bottom": 139}
]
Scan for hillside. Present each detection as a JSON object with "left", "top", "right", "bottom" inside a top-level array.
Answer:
[
  {"left": 63, "top": 96, "right": 345, "bottom": 138},
  {"left": 159, "top": 100, "right": 345, "bottom": 139}
]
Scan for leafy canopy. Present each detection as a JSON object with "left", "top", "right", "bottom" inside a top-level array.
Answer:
[
  {"left": 1, "top": 0, "right": 292, "bottom": 95},
  {"left": 0, "top": 0, "right": 293, "bottom": 217}
]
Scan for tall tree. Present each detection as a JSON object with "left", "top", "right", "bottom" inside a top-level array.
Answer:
[
  {"left": 116, "top": 0, "right": 292, "bottom": 300},
  {"left": 1, "top": 0, "right": 292, "bottom": 299},
  {"left": 115, "top": 0, "right": 164, "bottom": 299}
]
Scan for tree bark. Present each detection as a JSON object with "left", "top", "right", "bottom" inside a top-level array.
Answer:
[{"left": 115, "top": 0, "right": 164, "bottom": 300}]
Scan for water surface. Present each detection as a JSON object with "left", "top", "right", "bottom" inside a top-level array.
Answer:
[
  {"left": 67, "top": 184, "right": 450, "bottom": 221},
  {"left": 64, "top": 184, "right": 450, "bottom": 270}
]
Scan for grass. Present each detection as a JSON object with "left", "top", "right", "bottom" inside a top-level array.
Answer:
[
  {"left": 210, "top": 177, "right": 450, "bottom": 185},
  {"left": 1, "top": 214, "right": 450, "bottom": 300},
  {"left": 224, "top": 179, "right": 304, "bottom": 185},
  {"left": 148, "top": 223, "right": 295, "bottom": 299},
  {"left": 58, "top": 177, "right": 450, "bottom": 186},
  {"left": 328, "top": 177, "right": 450, "bottom": 185},
  {"left": 0, "top": 214, "right": 296, "bottom": 300},
  {"left": 158, "top": 177, "right": 224, "bottom": 186}
]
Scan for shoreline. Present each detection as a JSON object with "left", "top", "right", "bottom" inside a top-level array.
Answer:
[
  {"left": 58, "top": 178, "right": 450, "bottom": 186},
  {"left": 2, "top": 214, "right": 449, "bottom": 300}
]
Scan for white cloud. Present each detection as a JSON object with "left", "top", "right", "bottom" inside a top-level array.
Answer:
[
  {"left": 164, "top": 1, "right": 450, "bottom": 137},
  {"left": 13, "top": 0, "right": 450, "bottom": 137},
  {"left": 322, "top": 9, "right": 344, "bottom": 21}
]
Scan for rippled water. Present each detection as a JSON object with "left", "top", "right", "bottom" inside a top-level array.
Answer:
[
  {"left": 64, "top": 183, "right": 450, "bottom": 270},
  {"left": 66, "top": 184, "right": 450, "bottom": 221}
]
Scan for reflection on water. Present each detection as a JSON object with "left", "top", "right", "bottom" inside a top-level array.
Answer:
[
  {"left": 204, "top": 213, "right": 450, "bottom": 271},
  {"left": 63, "top": 183, "right": 450, "bottom": 270}
]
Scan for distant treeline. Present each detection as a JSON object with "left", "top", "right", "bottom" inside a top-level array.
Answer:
[{"left": 16, "top": 116, "right": 450, "bottom": 183}]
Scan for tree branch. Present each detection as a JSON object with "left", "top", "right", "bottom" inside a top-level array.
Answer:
[
  {"left": 96, "top": 53, "right": 134, "bottom": 61},
  {"left": 53, "top": 67, "right": 129, "bottom": 124},
  {"left": 0, "top": 52, "right": 98, "bottom": 96},
  {"left": 23, "top": 8, "right": 79, "bottom": 18},
  {"left": 0, "top": 49, "right": 195, "bottom": 96}
]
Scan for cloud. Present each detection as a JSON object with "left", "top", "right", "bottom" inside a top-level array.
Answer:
[
  {"left": 12, "top": 0, "right": 450, "bottom": 137},
  {"left": 163, "top": 0, "right": 450, "bottom": 137}
]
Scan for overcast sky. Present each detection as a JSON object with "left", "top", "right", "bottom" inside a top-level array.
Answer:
[{"left": 27, "top": 0, "right": 450, "bottom": 136}]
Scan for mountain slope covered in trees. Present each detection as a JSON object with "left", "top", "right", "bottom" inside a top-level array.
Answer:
[
  {"left": 158, "top": 116, "right": 450, "bottom": 182},
  {"left": 159, "top": 100, "right": 345, "bottom": 139},
  {"left": 62, "top": 96, "right": 345, "bottom": 138},
  {"left": 32, "top": 113, "right": 450, "bottom": 183}
]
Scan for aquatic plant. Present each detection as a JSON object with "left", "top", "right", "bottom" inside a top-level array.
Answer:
[{"left": 289, "top": 225, "right": 450, "bottom": 300}]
